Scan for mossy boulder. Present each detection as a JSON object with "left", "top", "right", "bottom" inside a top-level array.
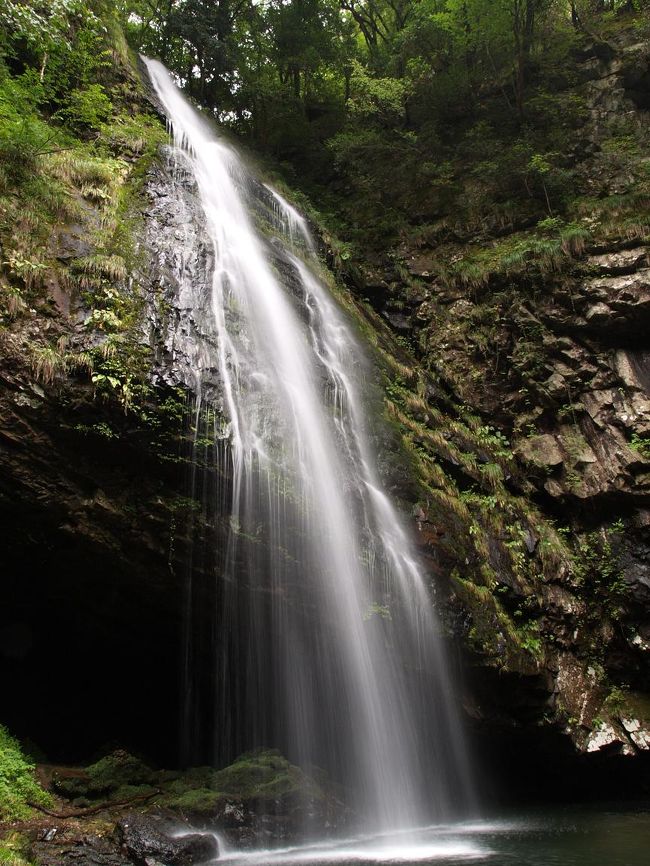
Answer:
[
  {"left": 52, "top": 749, "right": 156, "bottom": 802},
  {"left": 160, "top": 786, "right": 225, "bottom": 815},
  {"left": 213, "top": 749, "right": 324, "bottom": 802},
  {"left": 158, "top": 750, "right": 349, "bottom": 842},
  {"left": 117, "top": 812, "right": 218, "bottom": 866},
  {"left": 160, "top": 749, "right": 325, "bottom": 808}
]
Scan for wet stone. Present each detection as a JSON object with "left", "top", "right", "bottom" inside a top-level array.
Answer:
[{"left": 117, "top": 814, "right": 218, "bottom": 866}]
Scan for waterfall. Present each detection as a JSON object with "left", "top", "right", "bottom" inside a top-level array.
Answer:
[{"left": 143, "top": 58, "right": 474, "bottom": 834}]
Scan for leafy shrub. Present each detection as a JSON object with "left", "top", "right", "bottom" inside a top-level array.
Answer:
[
  {"left": 0, "top": 725, "right": 52, "bottom": 821},
  {"left": 59, "top": 84, "right": 113, "bottom": 133},
  {"left": 0, "top": 75, "right": 55, "bottom": 188}
]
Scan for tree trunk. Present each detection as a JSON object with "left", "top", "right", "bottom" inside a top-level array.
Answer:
[
  {"left": 515, "top": 48, "right": 525, "bottom": 118},
  {"left": 571, "top": 1, "right": 579, "bottom": 27}
]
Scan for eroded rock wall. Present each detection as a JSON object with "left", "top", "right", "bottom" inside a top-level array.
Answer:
[{"left": 325, "top": 29, "right": 650, "bottom": 782}]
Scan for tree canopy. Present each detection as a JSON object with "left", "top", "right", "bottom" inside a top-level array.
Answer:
[{"left": 2, "top": 0, "right": 647, "bottom": 243}]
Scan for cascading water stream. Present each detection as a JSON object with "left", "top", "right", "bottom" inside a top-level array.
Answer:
[{"left": 144, "top": 57, "right": 475, "bottom": 836}]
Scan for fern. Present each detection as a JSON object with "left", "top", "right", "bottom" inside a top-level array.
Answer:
[{"left": 30, "top": 344, "right": 67, "bottom": 385}]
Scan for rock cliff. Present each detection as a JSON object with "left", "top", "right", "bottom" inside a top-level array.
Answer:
[
  {"left": 326, "top": 24, "right": 650, "bottom": 787},
  {"left": 1, "top": 16, "right": 649, "bottom": 825}
]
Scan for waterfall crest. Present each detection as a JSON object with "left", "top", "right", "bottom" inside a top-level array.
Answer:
[{"left": 143, "top": 57, "right": 474, "bottom": 833}]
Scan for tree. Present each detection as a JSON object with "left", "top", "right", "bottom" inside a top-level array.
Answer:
[
  {"left": 340, "top": 0, "right": 412, "bottom": 62},
  {"left": 121, "top": 0, "right": 253, "bottom": 109},
  {"left": 0, "top": 1, "right": 100, "bottom": 80},
  {"left": 510, "top": 0, "right": 551, "bottom": 117},
  {"left": 268, "top": 0, "right": 344, "bottom": 101}
]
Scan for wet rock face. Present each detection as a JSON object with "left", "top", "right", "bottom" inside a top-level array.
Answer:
[
  {"left": 143, "top": 149, "right": 223, "bottom": 403},
  {"left": 0, "top": 152, "right": 210, "bottom": 767},
  {"left": 32, "top": 832, "right": 134, "bottom": 866},
  {"left": 29, "top": 812, "right": 218, "bottom": 866},
  {"left": 0, "top": 349, "right": 187, "bottom": 763},
  {"left": 117, "top": 814, "right": 218, "bottom": 866},
  {"left": 331, "top": 27, "right": 650, "bottom": 778},
  {"left": 545, "top": 266, "right": 650, "bottom": 340}
]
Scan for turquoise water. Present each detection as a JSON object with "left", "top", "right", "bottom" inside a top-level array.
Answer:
[{"left": 218, "top": 805, "right": 650, "bottom": 866}]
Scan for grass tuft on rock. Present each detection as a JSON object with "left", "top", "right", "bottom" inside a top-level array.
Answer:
[{"left": 0, "top": 833, "right": 34, "bottom": 866}]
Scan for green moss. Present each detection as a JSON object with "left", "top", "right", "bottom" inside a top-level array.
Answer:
[
  {"left": 99, "top": 111, "right": 165, "bottom": 159},
  {"left": 569, "top": 191, "right": 650, "bottom": 243},
  {"left": 604, "top": 686, "right": 628, "bottom": 716},
  {"left": 0, "top": 726, "right": 52, "bottom": 821},
  {"left": 158, "top": 749, "right": 326, "bottom": 814},
  {"left": 53, "top": 750, "right": 155, "bottom": 800},
  {"left": 212, "top": 750, "right": 318, "bottom": 801},
  {"left": 161, "top": 787, "right": 225, "bottom": 813},
  {"left": 437, "top": 222, "right": 591, "bottom": 293},
  {"left": 451, "top": 573, "right": 542, "bottom": 671}
]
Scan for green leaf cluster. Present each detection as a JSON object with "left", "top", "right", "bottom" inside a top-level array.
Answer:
[{"left": 0, "top": 725, "right": 52, "bottom": 821}]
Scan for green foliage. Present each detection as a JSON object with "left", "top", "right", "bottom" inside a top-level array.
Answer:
[
  {"left": 0, "top": 0, "right": 170, "bottom": 437},
  {"left": 0, "top": 67, "right": 62, "bottom": 190},
  {"left": 573, "top": 523, "right": 627, "bottom": 620},
  {"left": 435, "top": 219, "right": 589, "bottom": 292},
  {"left": 111, "top": 0, "right": 650, "bottom": 253},
  {"left": 516, "top": 620, "right": 542, "bottom": 656},
  {"left": 630, "top": 432, "right": 650, "bottom": 459},
  {"left": 30, "top": 343, "right": 68, "bottom": 385},
  {"left": 74, "top": 421, "right": 118, "bottom": 439},
  {"left": 2, "top": 252, "right": 48, "bottom": 290},
  {"left": 0, "top": 1, "right": 113, "bottom": 120},
  {"left": 347, "top": 61, "right": 407, "bottom": 123},
  {"left": 478, "top": 462, "right": 504, "bottom": 488},
  {"left": 475, "top": 425, "right": 511, "bottom": 458},
  {"left": 0, "top": 0, "right": 155, "bottom": 336},
  {"left": 59, "top": 84, "right": 114, "bottom": 132},
  {"left": 100, "top": 110, "right": 166, "bottom": 157},
  {"left": 0, "top": 724, "right": 52, "bottom": 821},
  {"left": 90, "top": 345, "right": 154, "bottom": 413},
  {"left": 604, "top": 686, "right": 628, "bottom": 716}
]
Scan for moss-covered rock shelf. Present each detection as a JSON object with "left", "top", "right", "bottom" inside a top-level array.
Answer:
[{"left": 0, "top": 743, "right": 348, "bottom": 864}]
